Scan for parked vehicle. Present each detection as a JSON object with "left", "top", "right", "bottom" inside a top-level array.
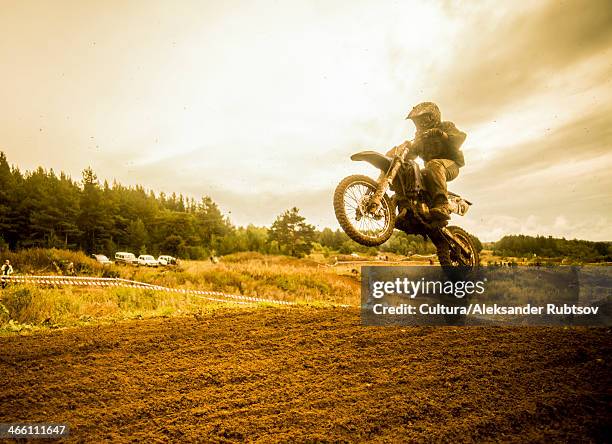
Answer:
[
  {"left": 91, "top": 254, "right": 113, "bottom": 266},
  {"left": 137, "top": 255, "right": 159, "bottom": 267},
  {"left": 115, "top": 252, "right": 138, "bottom": 265},
  {"left": 157, "top": 255, "right": 177, "bottom": 266}
]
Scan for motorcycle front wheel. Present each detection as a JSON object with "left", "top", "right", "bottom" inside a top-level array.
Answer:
[{"left": 333, "top": 174, "right": 396, "bottom": 247}]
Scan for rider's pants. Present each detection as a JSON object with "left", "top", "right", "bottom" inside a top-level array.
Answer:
[{"left": 423, "top": 159, "right": 459, "bottom": 205}]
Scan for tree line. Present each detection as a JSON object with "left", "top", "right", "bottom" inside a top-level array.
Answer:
[
  {"left": 3, "top": 153, "right": 608, "bottom": 261},
  {"left": 0, "top": 152, "right": 437, "bottom": 258},
  {"left": 493, "top": 235, "right": 611, "bottom": 262}
]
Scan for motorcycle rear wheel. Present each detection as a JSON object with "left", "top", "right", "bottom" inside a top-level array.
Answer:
[
  {"left": 333, "top": 174, "right": 396, "bottom": 247},
  {"left": 437, "top": 225, "right": 480, "bottom": 269}
]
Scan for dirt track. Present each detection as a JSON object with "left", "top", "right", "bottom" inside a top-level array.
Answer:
[{"left": 1, "top": 308, "right": 610, "bottom": 442}]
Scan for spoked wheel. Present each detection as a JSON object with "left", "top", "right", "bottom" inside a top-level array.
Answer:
[
  {"left": 333, "top": 175, "right": 396, "bottom": 247},
  {"left": 437, "top": 226, "right": 480, "bottom": 270},
  {"left": 435, "top": 226, "right": 480, "bottom": 325}
]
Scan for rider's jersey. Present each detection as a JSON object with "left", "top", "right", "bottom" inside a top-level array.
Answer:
[{"left": 410, "top": 121, "right": 466, "bottom": 167}]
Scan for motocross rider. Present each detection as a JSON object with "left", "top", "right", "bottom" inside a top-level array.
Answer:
[{"left": 386, "top": 102, "right": 466, "bottom": 220}]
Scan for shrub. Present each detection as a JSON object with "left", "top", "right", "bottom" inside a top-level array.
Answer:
[{"left": 2, "top": 248, "right": 104, "bottom": 275}]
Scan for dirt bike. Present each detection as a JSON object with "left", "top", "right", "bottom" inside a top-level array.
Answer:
[{"left": 333, "top": 143, "right": 479, "bottom": 269}]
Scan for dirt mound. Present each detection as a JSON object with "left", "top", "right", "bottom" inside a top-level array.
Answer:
[{"left": 0, "top": 308, "right": 610, "bottom": 442}]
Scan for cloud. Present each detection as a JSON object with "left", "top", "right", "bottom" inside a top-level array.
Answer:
[
  {"left": 432, "top": 0, "right": 612, "bottom": 123},
  {"left": 181, "top": 187, "right": 334, "bottom": 228},
  {"left": 450, "top": 100, "right": 612, "bottom": 241},
  {"left": 1, "top": 0, "right": 610, "bottom": 240},
  {"left": 461, "top": 102, "right": 612, "bottom": 188},
  {"left": 461, "top": 214, "right": 611, "bottom": 243}
]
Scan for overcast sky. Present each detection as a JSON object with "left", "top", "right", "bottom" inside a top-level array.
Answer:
[{"left": 1, "top": 0, "right": 611, "bottom": 241}]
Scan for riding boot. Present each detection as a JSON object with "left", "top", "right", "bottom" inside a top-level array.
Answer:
[
  {"left": 423, "top": 159, "right": 458, "bottom": 220},
  {"left": 430, "top": 197, "right": 452, "bottom": 220}
]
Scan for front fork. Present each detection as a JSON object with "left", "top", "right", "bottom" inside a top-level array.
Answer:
[{"left": 366, "top": 149, "right": 406, "bottom": 214}]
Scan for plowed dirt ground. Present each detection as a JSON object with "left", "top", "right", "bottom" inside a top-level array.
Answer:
[{"left": 1, "top": 307, "right": 610, "bottom": 442}]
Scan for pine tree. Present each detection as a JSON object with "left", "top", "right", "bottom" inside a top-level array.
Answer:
[
  {"left": 269, "top": 207, "right": 315, "bottom": 257},
  {"left": 0, "top": 152, "right": 17, "bottom": 247},
  {"left": 77, "top": 167, "right": 109, "bottom": 253},
  {"left": 127, "top": 218, "right": 148, "bottom": 254}
]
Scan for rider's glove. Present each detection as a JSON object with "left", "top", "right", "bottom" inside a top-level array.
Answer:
[{"left": 424, "top": 128, "right": 447, "bottom": 139}]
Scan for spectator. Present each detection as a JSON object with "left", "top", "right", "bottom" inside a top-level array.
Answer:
[{"left": 1, "top": 259, "right": 13, "bottom": 288}]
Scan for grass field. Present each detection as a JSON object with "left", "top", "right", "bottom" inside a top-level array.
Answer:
[
  {"left": 0, "top": 248, "right": 606, "bottom": 334},
  {"left": 0, "top": 251, "right": 362, "bottom": 333}
]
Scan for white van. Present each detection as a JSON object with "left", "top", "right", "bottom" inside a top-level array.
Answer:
[{"left": 114, "top": 252, "right": 137, "bottom": 265}]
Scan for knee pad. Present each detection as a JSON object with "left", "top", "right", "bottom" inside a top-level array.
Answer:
[{"left": 425, "top": 159, "right": 444, "bottom": 171}]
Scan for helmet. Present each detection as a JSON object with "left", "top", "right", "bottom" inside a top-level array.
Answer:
[{"left": 406, "top": 102, "right": 441, "bottom": 129}]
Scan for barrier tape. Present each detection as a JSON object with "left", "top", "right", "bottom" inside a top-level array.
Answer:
[{"left": 0, "top": 275, "right": 295, "bottom": 306}]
